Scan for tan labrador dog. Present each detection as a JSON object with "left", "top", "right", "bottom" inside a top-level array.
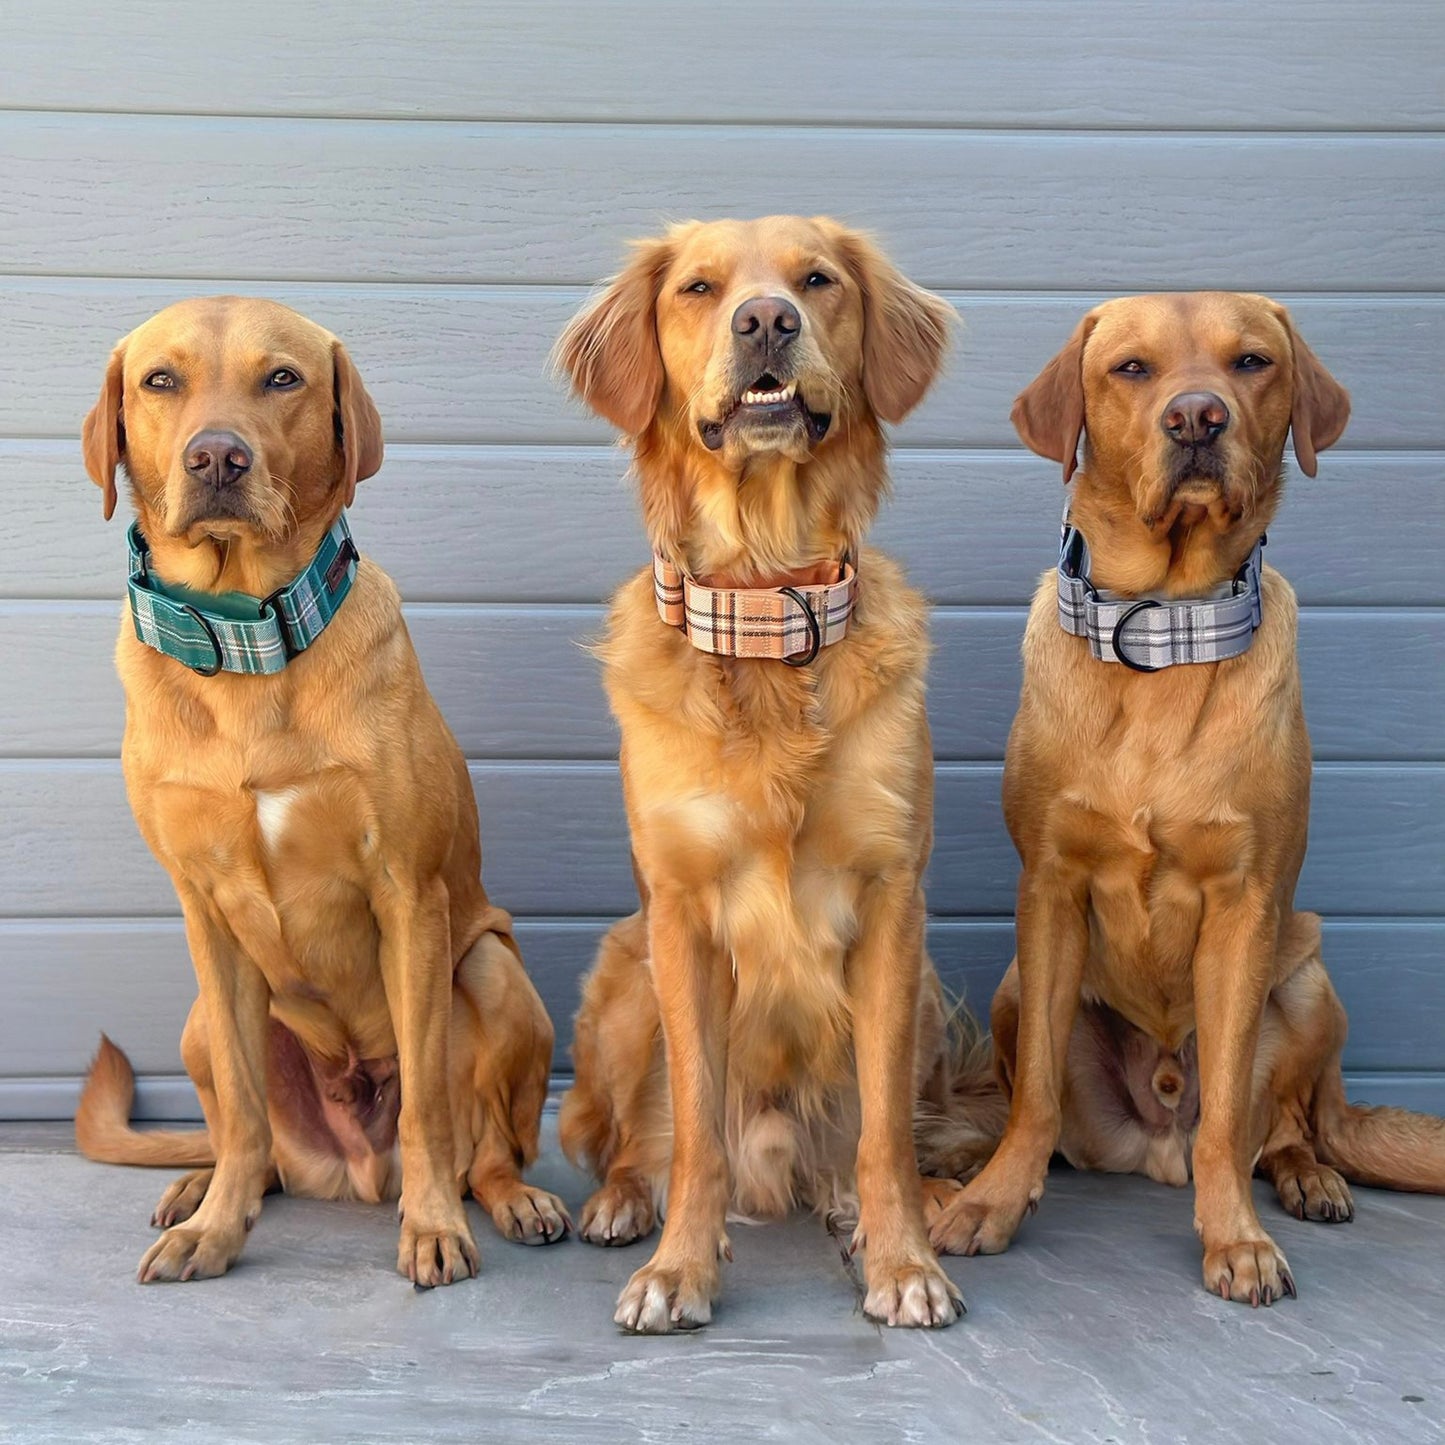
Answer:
[
  {"left": 553, "top": 217, "right": 1004, "bottom": 1334},
  {"left": 922, "top": 293, "right": 1445, "bottom": 1304},
  {"left": 76, "top": 296, "right": 569, "bottom": 1285}
]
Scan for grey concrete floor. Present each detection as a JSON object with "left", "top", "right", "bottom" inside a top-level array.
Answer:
[{"left": 2, "top": 1120, "right": 1443, "bottom": 1445}]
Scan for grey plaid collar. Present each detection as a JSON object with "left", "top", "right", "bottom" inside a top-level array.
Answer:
[
  {"left": 1057, "top": 512, "right": 1264, "bottom": 672},
  {"left": 126, "top": 514, "right": 359, "bottom": 676}
]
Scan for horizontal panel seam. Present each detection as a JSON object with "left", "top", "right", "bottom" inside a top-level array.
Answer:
[
  {"left": 3, "top": 278, "right": 1445, "bottom": 304},
  {"left": 2, "top": 107, "right": 1444, "bottom": 137}
]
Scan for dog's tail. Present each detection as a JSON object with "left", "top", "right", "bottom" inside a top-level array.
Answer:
[
  {"left": 74, "top": 1035, "right": 215, "bottom": 1168},
  {"left": 1313, "top": 1072, "right": 1445, "bottom": 1194},
  {"left": 915, "top": 999, "right": 1009, "bottom": 1182}
]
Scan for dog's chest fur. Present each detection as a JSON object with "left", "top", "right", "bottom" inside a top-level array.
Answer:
[
  {"left": 1010, "top": 567, "right": 1309, "bottom": 1048},
  {"left": 605, "top": 553, "right": 932, "bottom": 1097},
  {"left": 117, "top": 618, "right": 401, "bottom": 1061}
]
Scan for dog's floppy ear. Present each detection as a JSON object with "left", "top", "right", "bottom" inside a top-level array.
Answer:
[
  {"left": 82, "top": 344, "right": 126, "bottom": 521},
  {"left": 332, "top": 339, "right": 384, "bottom": 506},
  {"left": 1011, "top": 312, "right": 1098, "bottom": 484},
  {"left": 554, "top": 236, "right": 675, "bottom": 435},
  {"left": 1274, "top": 306, "right": 1350, "bottom": 478},
  {"left": 830, "top": 225, "right": 955, "bottom": 424}
]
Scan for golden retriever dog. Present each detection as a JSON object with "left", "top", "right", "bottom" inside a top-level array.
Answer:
[
  {"left": 553, "top": 216, "right": 1005, "bottom": 1333},
  {"left": 921, "top": 292, "right": 1445, "bottom": 1305},
  {"left": 75, "top": 296, "right": 568, "bottom": 1285}
]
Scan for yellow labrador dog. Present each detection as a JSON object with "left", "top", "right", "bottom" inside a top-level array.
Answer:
[
  {"left": 555, "top": 217, "right": 1002, "bottom": 1333},
  {"left": 922, "top": 293, "right": 1445, "bottom": 1305},
  {"left": 77, "top": 296, "right": 568, "bottom": 1285}
]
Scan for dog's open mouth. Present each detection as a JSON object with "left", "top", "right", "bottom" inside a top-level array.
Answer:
[{"left": 698, "top": 372, "right": 832, "bottom": 451}]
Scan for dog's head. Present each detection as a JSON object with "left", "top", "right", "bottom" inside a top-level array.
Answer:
[
  {"left": 1012, "top": 292, "right": 1350, "bottom": 532},
  {"left": 556, "top": 217, "right": 953, "bottom": 565},
  {"left": 83, "top": 297, "right": 383, "bottom": 550}
]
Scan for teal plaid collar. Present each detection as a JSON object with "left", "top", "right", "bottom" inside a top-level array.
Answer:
[{"left": 126, "top": 514, "right": 359, "bottom": 676}]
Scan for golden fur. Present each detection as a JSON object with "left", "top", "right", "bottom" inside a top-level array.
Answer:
[
  {"left": 75, "top": 297, "right": 568, "bottom": 1285},
  {"left": 554, "top": 217, "right": 1002, "bottom": 1332},
  {"left": 919, "top": 292, "right": 1445, "bottom": 1304}
]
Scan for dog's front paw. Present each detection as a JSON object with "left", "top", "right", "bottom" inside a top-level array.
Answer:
[
  {"left": 489, "top": 1183, "right": 572, "bottom": 1246},
  {"left": 397, "top": 1205, "right": 480, "bottom": 1288},
  {"left": 579, "top": 1174, "right": 657, "bottom": 1247},
  {"left": 919, "top": 1175, "right": 965, "bottom": 1228},
  {"left": 1202, "top": 1236, "right": 1296, "bottom": 1307},
  {"left": 928, "top": 1175, "right": 1039, "bottom": 1256},
  {"left": 151, "top": 1168, "right": 214, "bottom": 1228},
  {"left": 863, "top": 1254, "right": 964, "bottom": 1329},
  {"left": 137, "top": 1221, "right": 245, "bottom": 1283},
  {"left": 614, "top": 1255, "right": 719, "bottom": 1334}
]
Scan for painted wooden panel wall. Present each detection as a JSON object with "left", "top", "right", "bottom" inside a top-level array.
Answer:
[{"left": 1, "top": 1, "right": 1441, "bottom": 1119}]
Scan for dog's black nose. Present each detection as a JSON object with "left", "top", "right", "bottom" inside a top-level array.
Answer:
[
  {"left": 731, "top": 296, "right": 801, "bottom": 354},
  {"left": 1161, "top": 392, "right": 1230, "bottom": 446},
  {"left": 184, "top": 430, "right": 254, "bottom": 487}
]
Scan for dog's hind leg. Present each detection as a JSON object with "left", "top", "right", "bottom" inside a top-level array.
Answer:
[
  {"left": 561, "top": 914, "right": 669, "bottom": 1247},
  {"left": 454, "top": 927, "right": 571, "bottom": 1245},
  {"left": 1254, "top": 945, "right": 1357, "bottom": 1223}
]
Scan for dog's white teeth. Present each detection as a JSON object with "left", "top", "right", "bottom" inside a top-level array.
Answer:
[{"left": 741, "top": 381, "right": 796, "bottom": 406}]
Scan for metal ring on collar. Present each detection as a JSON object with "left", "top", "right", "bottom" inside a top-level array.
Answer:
[
  {"left": 779, "top": 586, "right": 822, "bottom": 667},
  {"left": 1110, "top": 598, "right": 1162, "bottom": 674},
  {"left": 178, "top": 604, "right": 225, "bottom": 677}
]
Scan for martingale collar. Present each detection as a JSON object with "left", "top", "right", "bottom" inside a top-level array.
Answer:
[
  {"left": 653, "top": 553, "right": 859, "bottom": 665},
  {"left": 126, "top": 513, "right": 359, "bottom": 676},
  {"left": 1057, "top": 512, "right": 1264, "bottom": 672}
]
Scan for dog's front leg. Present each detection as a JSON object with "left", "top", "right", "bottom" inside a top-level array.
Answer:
[
  {"left": 1192, "top": 886, "right": 1294, "bottom": 1306},
  {"left": 930, "top": 863, "right": 1088, "bottom": 1255},
  {"left": 376, "top": 877, "right": 479, "bottom": 1287},
  {"left": 850, "top": 882, "right": 963, "bottom": 1327},
  {"left": 138, "top": 888, "right": 271, "bottom": 1282},
  {"left": 614, "top": 888, "right": 732, "bottom": 1333}
]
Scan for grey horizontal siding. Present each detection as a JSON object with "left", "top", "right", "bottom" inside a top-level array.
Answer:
[
  {"left": 5, "top": 603, "right": 1441, "bottom": 764},
  {"left": 2, "top": 916, "right": 1440, "bottom": 1117},
  {"left": 2, "top": 1, "right": 1440, "bottom": 1119},
  {"left": 7, "top": 2, "right": 1442, "bottom": 129},
  {"left": 5, "top": 115, "right": 1443, "bottom": 290},
  {"left": 11, "top": 443, "right": 1445, "bottom": 608},
  {"left": 2, "top": 760, "right": 1440, "bottom": 920},
  {"left": 4, "top": 282, "right": 1445, "bottom": 448},
  {"left": 5, "top": 919, "right": 1443, "bottom": 1077},
  {"left": 14, "top": 1069, "right": 1439, "bottom": 1123}
]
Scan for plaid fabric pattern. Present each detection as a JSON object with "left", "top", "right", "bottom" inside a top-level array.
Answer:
[
  {"left": 1057, "top": 515, "right": 1264, "bottom": 670},
  {"left": 127, "top": 514, "right": 359, "bottom": 675},
  {"left": 653, "top": 554, "right": 859, "bottom": 662}
]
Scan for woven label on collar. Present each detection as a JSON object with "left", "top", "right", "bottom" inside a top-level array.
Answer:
[
  {"left": 653, "top": 554, "right": 858, "bottom": 662},
  {"left": 1056, "top": 518, "right": 1264, "bottom": 671}
]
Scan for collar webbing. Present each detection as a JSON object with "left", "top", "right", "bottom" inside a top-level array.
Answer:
[
  {"left": 126, "top": 514, "right": 359, "bottom": 676},
  {"left": 1056, "top": 514, "right": 1264, "bottom": 672},
  {"left": 653, "top": 554, "right": 859, "bottom": 665}
]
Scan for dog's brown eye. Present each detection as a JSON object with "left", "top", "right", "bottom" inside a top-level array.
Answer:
[
  {"left": 142, "top": 370, "right": 177, "bottom": 390},
  {"left": 681, "top": 280, "right": 712, "bottom": 296},
  {"left": 265, "top": 368, "right": 302, "bottom": 389},
  {"left": 1113, "top": 359, "right": 1149, "bottom": 376},
  {"left": 1235, "top": 353, "right": 1272, "bottom": 371},
  {"left": 804, "top": 271, "right": 834, "bottom": 289}
]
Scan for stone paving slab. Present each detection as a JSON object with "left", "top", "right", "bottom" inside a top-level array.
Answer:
[{"left": 1, "top": 1122, "right": 1442, "bottom": 1445}]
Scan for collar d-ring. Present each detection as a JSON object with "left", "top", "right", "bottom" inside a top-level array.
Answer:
[
  {"left": 779, "top": 586, "right": 822, "bottom": 667},
  {"left": 1111, "top": 598, "right": 1162, "bottom": 673}
]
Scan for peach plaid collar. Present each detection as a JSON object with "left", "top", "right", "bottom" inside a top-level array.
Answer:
[{"left": 652, "top": 554, "right": 860, "bottom": 666}]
